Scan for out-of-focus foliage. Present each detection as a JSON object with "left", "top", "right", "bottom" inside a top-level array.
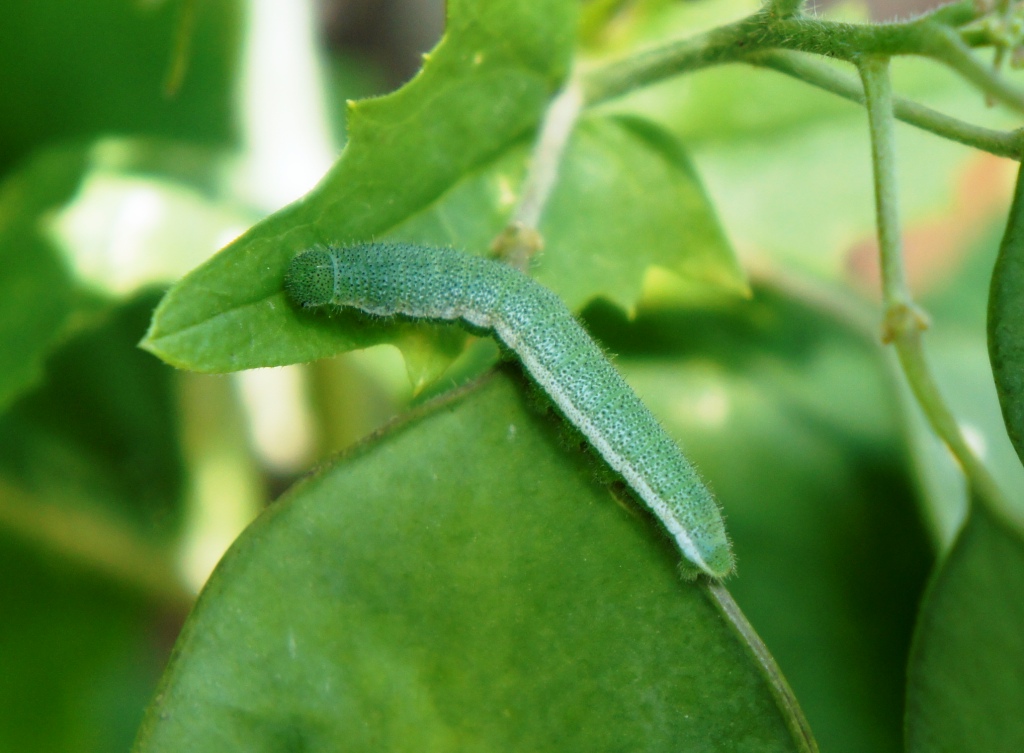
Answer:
[
  {"left": 2, "top": 0, "right": 1023, "bottom": 751},
  {"left": 0, "top": 0, "right": 239, "bottom": 175}
]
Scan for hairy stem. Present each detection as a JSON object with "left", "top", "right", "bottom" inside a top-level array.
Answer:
[
  {"left": 582, "top": 10, "right": 1024, "bottom": 114},
  {"left": 860, "top": 57, "right": 911, "bottom": 312},
  {"left": 581, "top": 19, "right": 752, "bottom": 104},
  {"left": 917, "top": 21, "right": 1024, "bottom": 112},
  {"left": 859, "top": 56, "right": 1009, "bottom": 515}
]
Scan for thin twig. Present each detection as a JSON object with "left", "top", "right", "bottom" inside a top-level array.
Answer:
[{"left": 492, "top": 81, "right": 584, "bottom": 270}]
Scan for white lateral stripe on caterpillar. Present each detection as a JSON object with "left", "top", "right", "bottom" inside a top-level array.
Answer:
[{"left": 500, "top": 321, "right": 711, "bottom": 574}]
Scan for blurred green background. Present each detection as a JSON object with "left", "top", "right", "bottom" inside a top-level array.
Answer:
[{"left": 1, "top": 0, "right": 1022, "bottom": 751}]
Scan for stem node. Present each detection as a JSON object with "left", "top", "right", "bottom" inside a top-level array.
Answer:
[
  {"left": 492, "top": 222, "right": 545, "bottom": 270},
  {"left": 881, "top": 301, "right": 931, "bottom": 343}
]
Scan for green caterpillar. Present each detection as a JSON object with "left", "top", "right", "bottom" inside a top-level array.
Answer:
[{"left": 285, "top": 243, "right": 733, "bottom": 579}]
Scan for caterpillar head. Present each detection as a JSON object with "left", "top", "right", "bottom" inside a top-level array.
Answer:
[{"left": 285, "top": 248, "right": 336, "bottom": 308}]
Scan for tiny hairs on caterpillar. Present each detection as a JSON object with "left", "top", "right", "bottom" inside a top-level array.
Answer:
[{"left": 285, "top": 243, "right": 734, "bottom": 579}]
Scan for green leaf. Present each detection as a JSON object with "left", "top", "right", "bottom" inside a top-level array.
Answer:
[
  {"left": 537, "top": 114, "right": 746, "bottom": 311},
  {"left": 0, "top": 146, "right": 83, "bottom": 412},
  {"left": 134, "top": 372, "right": 812, "bottom": 752},
  {"left": 988, "top": 163, "right": 1024, "bottom": 469},
  {"left": 141, "top": 0, "right": 577, "bottom": 379},
  {"left": 905, "top": 503, "right": 1024, "bottom": 752}
]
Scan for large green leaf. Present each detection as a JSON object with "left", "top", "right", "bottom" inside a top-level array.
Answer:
[
  {"left": 133, "top": 373, "right": 812, "bottom": 752},
  {"left": 988, "top": 163, "right": 1024, "bottom": 468},
  {"left": 905, "top": 503, "right": 1024, "bottom": 752}
]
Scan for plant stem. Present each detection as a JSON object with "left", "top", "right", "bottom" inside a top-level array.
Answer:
[
  {"left": 0, "top": 479, "right": 193, "bottom": 608},
  {"left": 892, "top": 334, "right": 1008, "bottom": 512},
  {"left": 860, "top": 58, "right": 911, "bottom": 312},
  {"left": 916, "top": 21, "right": 1024, "bottom": 112},
  {"left": 581, "top": 10, "right": 1024, "bottom": 114},
  {"left": 858, "top": 56, "right": 1009, "bottom": 515},
  {"left": 581, "top": 19, "right": 752, "bottom": 104},
  {"left": 751, "top": 50, "right": 1024, "bottom": 159},
  {"left": 925, "top": 0, "right": 983, "bottom": 28},
  {"left": 706, "top": 581, "right": 819, "bottom": 753},
  {"left": 493, "top": 81, "right": 584, "bottom": 270},
  {"left": 514, "top": 81, "right": 584, "bottom": 231}
]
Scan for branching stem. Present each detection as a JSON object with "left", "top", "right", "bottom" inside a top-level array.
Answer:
[
  {"left": 505, "top": 3, "right": 1023, "bottom": 271},
  {"left": 860, "top": 57, "right": 912, "bottom": 314},
  {"left": 858, "top": 56, "right": 1009, "bottom": 515},
  {"left": 581, "top": 8, "right": 1024, "bottom": 121},
  {"left": 751, "top": 50, "right": 1024, "bottom": 159},
  {"left": 503, "top": 10, "right": 1022, "bottom": 523}
]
